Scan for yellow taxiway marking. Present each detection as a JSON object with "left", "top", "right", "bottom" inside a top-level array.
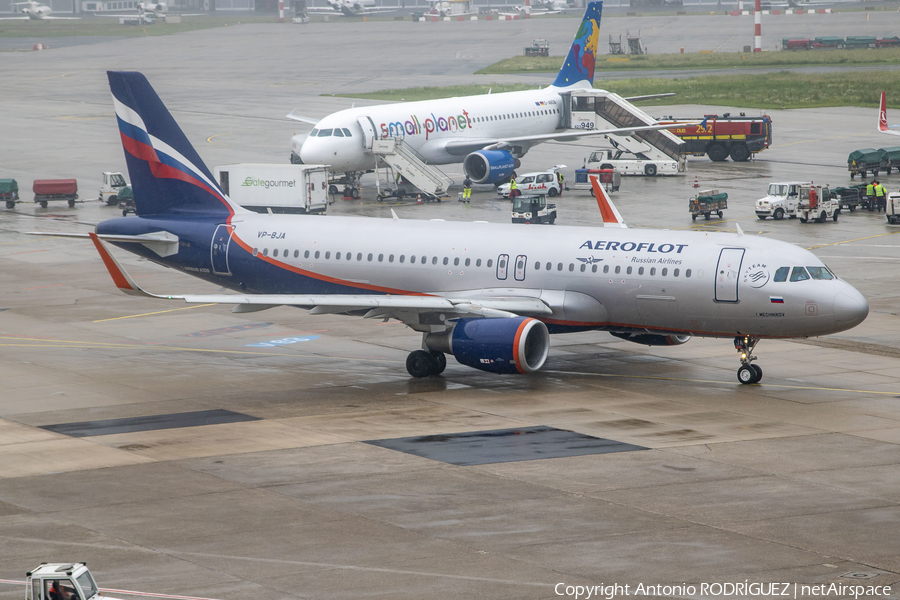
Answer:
[
  {"left": 546, "top": 370, "right": 900, "bottom": 395},
  {"left": 206, "top": 133, "right": 233, "bottom": 146},
  {"left": 806, "top": 229, "right": 900, "bottom": 251},
  {"left": 92, "top": 304, "right": 218, "bottom": 323}
]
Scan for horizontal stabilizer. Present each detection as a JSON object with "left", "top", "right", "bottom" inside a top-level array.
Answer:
[{"left": 31, "top": 230, "right": 179, "bottom": 257}]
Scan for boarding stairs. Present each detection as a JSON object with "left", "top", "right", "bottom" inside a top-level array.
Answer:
[
  {"left": 373, "top": 138, "right": 453, "bottom": 198},
  {"left": 560, "top": 88, "right": 685, "bottom": 167}
]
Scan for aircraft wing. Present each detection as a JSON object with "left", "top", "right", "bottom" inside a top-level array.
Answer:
[
  {"left": 442, "top": 122, "right": 698, "bottom": 155},
  {"left": 624, "top": 93, "right": 676, "bottom": 102},
  {"left": 0, "top": 16, "right": 29, "bottom": 18},
  {"left": 88, "top": 233, "right": 552, "bottom": 325}
]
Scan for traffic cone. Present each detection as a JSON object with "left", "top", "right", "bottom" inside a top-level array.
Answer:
[
  {"left": 417, "top": 193, "right": 422, "bottom": 204},
  {"left": 693, "top": 175, "right": 699, "bottom": 188}
]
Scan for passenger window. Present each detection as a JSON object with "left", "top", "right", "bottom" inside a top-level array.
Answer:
[
  {"left": 465, "top": 258, "right": 471, "bottom": 267},
  {"left": 367, "top": 253, "right": 373, "bottom": 261},
  {"left": 591, "top": 264, "right": 597, "bottom": 273},
  {"left": 346, "top": 252, "right": 351, "bottom": 261},
  {"left": 357, "top": 252, "right": 362, "bottom": 261},
  {"left": 263, "top": 248, "right": 269, "bottom": 256},
  {"left": 568, "top": 263, "right": 574, "bottom": 272},
  {"left": 638, "top": 267, "right": 644, "bottom": 275},
  {"left": 399, "top": 255, "right": 405, "bottom": 263},
  {"left": 389, "top": 254, "right": 394, "bottom": 263},
  {"left": 662, "top": 268, "right": 668, "bottom": 276},
  {"left": 487, "top": 259, "right": 493, "bottom": 267},
  {"left": 454, "top": 258, "right": 459, "bottom": 266},
  {"left": 293, "top": 250, "right": 299, "bottom": 258},
  {"left": 534, "top": 262, "right": 540, "bottom": 270},
  {"left": 580, "top": 264, "right": 586, "bottom": 272},
  {"left": 378, "top": 253, "right": 384, "bottom": 262},
  {"left": 432, "top": 256, "right": 438, "bottom": 265},
  {"left": 443, "top": 257, "right": 449, "bottom": 265},
  {"left": 557, "top": 263, "right": 563, "bottom": 271},
  {"left": 615, "top": 266, "right": 620, "bottom": 274},
  {"left": 674, "top": 268, "right": 679, "bottom": 277},
  {"left": 335, "top": 252, "right": 341, "bottom": 259},
  {"left": 773, "top": 267, "right": 789, "bottom": 282},
  {"left": 650, "top": 267, "right": 656, "bottom": 275},
  {"left": 626, "top": 266, "right": 632, "bottom": 275},
  {"left": 410, "top": 256, "right": 416, "bottom": 264},
  {"left": 546, "top": 262, "right": 551, "bottom": 270},
  {"left": 317, "top": 129, "right": 333, "bottom": 137},
  {"left": 807, "top": 266, "right": 834, "bottom": 280},
  {"left": 686, "top": 269, "right": 692, "bottom": 278},
  {"left": 325, "top": 251, "right": 330, "bottom": 259},
  {"left": 790, "top": 267, "right": 810, "bottom": 282},
  {"left": 273, "top": 249, "right": 279, "bottom": 257},
  {"left": 477, "top": 259, "right": 482, "bottom": 267},
  {"left": 603, "top": 265, "right": 609, "bottom": 273}
]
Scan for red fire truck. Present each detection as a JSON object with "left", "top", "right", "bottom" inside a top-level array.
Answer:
[{"left": 657, "top": 114, "right": 773, "bottom": 162}]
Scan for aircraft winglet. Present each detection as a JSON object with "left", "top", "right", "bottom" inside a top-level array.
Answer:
[
  {"left": 89, "top": 232, "right": 155, "bottom": 297},
  {"left": 590, "top": 175, "right": 627, "bottom": 228}
]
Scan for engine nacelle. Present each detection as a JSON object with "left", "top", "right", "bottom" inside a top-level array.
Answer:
[
  {"left": 425, "top": 317, "right": 550, "bottom": 374},
  {"left": 610, "top": 332, "right": 692, "bottom": 346},
  {"left": 463, "top": 150, "right": 518, "bottom": 184}
]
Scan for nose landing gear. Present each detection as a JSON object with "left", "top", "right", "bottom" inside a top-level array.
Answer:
[{"left": 734, "top": 336, "right": 763, "bottom": 384}]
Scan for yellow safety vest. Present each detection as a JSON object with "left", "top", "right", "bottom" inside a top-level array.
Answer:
[
  {"left": 876, "top": 184, "right": 886, "bottom": 197},
  {"left": 867, "top": 184, "right": 875, "bottom": 196},
  {"left": 510, "top": 179, "right": 517, "bottom": 190}
]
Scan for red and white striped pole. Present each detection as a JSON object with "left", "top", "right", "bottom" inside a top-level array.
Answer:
[
  {"left": 278, "top": 0, "right": 283, "bottom": 22},
  {"left": 754, "top": 0, "right": 761, "bottom": 52}
]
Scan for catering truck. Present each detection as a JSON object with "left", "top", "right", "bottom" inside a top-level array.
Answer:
[{"left": 213, "top": 164, "right": 329, "bottom": 214}]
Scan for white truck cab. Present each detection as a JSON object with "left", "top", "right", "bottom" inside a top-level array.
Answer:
[
  {"left": 25, "top": 564, "right": 110, "bottom": 600},
  {"left": 755, "top": 181, "right": 810, "bottom": 220},
  {"left": 99, "top": 172, "right": 128, "bottom": 206}
]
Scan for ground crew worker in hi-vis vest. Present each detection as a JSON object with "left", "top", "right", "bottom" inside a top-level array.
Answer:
[
  {"left": 508, "top": 175, "right": 519, "bottom": 199},
  {"left": 867, "top": 181, "right": 875, "bottom": 211},
  {"left": 462, "top": 176, "right": 472, "bottom": 203},
  {"left": 875, "top": 180, "right": 887, "bottom": 212}
]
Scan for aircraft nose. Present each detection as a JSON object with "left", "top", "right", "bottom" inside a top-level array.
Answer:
[{"left": 833, "top": 286, "right": 868, "bottom": 330}]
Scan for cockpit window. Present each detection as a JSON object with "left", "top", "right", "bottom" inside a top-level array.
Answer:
[
  {"left": 807, "top": 266, "right": 834, "bottom": 280},
  {"left": 773, "top": 267, "right": 789, "bottom": 282},
  {"left": 789, "top": 267, "right": 810, "bottom": 282},
  {"left": 333, "top": 128, "right": 344, "bottom": 137},
  {"left": 309, "top": 128, "right": 318, "bottom": 137},
  {"left": 317, "top": 129, "right": 333, "bottom": 137},
  {"left": 342, "top": 128, "right": 352, "bottom": 137}
]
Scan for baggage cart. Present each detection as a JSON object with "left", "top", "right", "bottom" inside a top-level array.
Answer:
[
  {"left": 689, "top": 189, "right": 727, "bottom": 221},
  {"left": 831, "top": 184, "right": 867, "bottom": 212},
  {"left": 848, "top": 148, "right": 887, "bottom": 179},
  {"left": 33, "top": 179, "right": 78, "bottom": 208},
  {"left": 574, "top": 168, "right": 621, "bottom": 193},
  {"left": 0, "top": 179, "right": 19, "bottom": 209},
  {"left": 117, "top": 185, "right": 134, "bottom": 216}
]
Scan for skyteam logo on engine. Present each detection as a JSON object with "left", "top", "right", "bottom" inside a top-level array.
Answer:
[{"left": 742, "top": 263, "right": 769, "bottom": 288}]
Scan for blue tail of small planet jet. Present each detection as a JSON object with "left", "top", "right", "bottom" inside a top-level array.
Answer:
[
  {"left": 108, "top": 71, "right": 235, "bottom": 218},
  {"left": 552, "top": 1, "right": 602, "bottom": 88}
]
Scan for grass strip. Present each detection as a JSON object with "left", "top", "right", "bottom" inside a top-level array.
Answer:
[
  {"left": 476, "top": 48, "right": 900, "bottom": 74},
  {"left": 337, "top": 71, "right": 900, "bottom": 109}
]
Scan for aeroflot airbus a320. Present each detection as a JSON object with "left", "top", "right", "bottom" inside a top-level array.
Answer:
[
  {"left": 39, "top": 71, "right": 870, "bottom": 385},
  {"left": 288, "top": 1, "right": 684, "bottom": 196}
]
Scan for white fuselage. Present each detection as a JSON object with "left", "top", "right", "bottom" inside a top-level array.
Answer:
[
  {"left": 293, "top": 86, "right": 578, "bottom": 172},
  {"left": 217, "top": 214, "right": 868, "bottom": 339}
]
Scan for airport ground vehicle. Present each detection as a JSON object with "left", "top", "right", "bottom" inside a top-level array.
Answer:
[
  {"left": 690, "top": 189, "right": 727, "bottom": 220},
  {"left": 511, "top": 194, "right": 557, "bottom": 224},
  {"left": 573, "top": 168, "right": 621, "bottom": 193},
  {"left": 832, "top": 184, "right": 868, "bottom": 212},
  {"left": 0, "top": 179, "right": 19, "bottom": 208},
  {"left": 583, "top": 147, "right": 679, "bottom": 177},
  {"left": 755, "top": 181, "right": 809, "bottom": 220},
  {"left": 24, "top": 563, "right": 105, "bottom": 600},
  {"left": 524, "top": 38, "right": 549, "bottom": 56},
  {"left": 797, "top": 183, "right": 839, "bottom": 223},
  {"left": 33, "top": 179, "right": 78, "bottom": 208},
  {"left": 881, "top": 146, "right": 900, "bottom": 173},
  {"left": 117, "top": 185, "right": 134, "bottom": 216},
  {"left": 98, "top": 171, "right": 127, "bottom": 205},
  {"left": 213, "top": 164, "right": 329, "bottom": 214},
  {"left": 886, "top": 193, "right": 900, "bottom": 224},
  {"left": 848, "top": 148, "right": 887, "bottom": 179},
  {"left": 497, "top": 169, "right": 563, "bottom": 197},
  {"left": 659, "top": 114, "right": 772, "bottom": 162}
]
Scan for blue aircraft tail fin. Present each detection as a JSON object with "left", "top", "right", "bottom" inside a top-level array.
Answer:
[
  {"left": 108, "top": 71, "right": 237, "bottom": 218},
  {"left": 552, "top": 1, "right": 602, "bottom": 88}
]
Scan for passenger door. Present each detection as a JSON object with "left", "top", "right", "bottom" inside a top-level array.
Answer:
[
  {"left": 715, "top": 248, "right": 744, "bottom": 302},
  {"left": 357, "top": 116, "right": 377, "bottom": 151},
  {"left": 211, "top": 224, "right": 233, "bottom": 276}
]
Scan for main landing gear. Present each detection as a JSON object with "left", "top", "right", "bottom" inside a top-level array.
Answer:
[
  {"left": 406, "top": 350, "right": 447, "bottom": 378},
  {"left": 734, "top": 336, "right": 763, "bottom": 384}
]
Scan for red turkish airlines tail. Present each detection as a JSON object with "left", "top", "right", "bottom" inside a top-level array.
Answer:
[{"left": 878, "top": 91, "right": 900, "bottom": 136}]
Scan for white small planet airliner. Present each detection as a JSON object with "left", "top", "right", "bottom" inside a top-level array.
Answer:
[
  {"left": 288, "top": 1, "right": 684, "bottom": 196},
  {"left": 32, "top": 70, "right": 869, "bottom": 385}
]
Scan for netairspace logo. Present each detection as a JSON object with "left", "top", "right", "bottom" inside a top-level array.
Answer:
[{"left": 242, "top": 177, "right": 296, "bottom": 190}]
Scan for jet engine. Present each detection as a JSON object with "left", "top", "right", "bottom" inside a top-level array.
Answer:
[
  {"left": 610, "top": 332, "right": 692, "bottom": 346},
  {"left": 425, "top": 317, "right": 550, "bottom": 374},
  {"left": 463, "top": 150, "right": 519, "bottom": 184}
]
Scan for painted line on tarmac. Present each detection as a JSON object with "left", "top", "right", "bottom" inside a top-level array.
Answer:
[
  {"left": 0, "top": 581, "right": 225, "bottom": 600},
  {"left": 206, "top": 133, "right": 233, "bottom": 146},
  {"left": 0, "top": 336, "right": 402, "bottom": 363},
  {"left": 543, "top": 370, "right": 900, "bottom": 395},
  {"left": 806, "top": 229, "right": 900, "bottom": 251},
  {"left": 93, "top": 304, "right": 218, "bottom": 323}
]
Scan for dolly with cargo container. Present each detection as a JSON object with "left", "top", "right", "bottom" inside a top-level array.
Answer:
[
  {"left": 848, "top": 148, "right": 887, "bottom": 179},
  {"left": 573, "top": 167, "right": 621, "bottom": 194},
  {"left": 689, "top": 189, "right": 727, "bottom": 221},
  {"left": 33, "top": 179, "right": 78, "bottom": 208},
  {"left": 214, "top": 164, "right": 329, "bottom": 214},
  {"left": 0, "top": 179, "right": 19, "bottom": 209}
]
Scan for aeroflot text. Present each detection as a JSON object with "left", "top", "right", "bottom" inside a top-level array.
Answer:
[
  {"left": 579, "top": 240, "right": 689, "bottom": 253},
  {"left": 554, "top": 582, "right": 892, "bottom": 600}
]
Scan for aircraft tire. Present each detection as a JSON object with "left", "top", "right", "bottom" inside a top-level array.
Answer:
[
  {"left": 737, "top": 364, "right": 757, "bottom": 385},
  {"left": 750, "top": 364, "right": 763, "bottom": 383},
  {"left": 432, "top": 352, "right": 447, "bottom": 375},
  {"left": 774, "top": 208, "right": 785, "bottom": 220},
  {"left": 407, "top": 350, "right": 438, "bottom": 378}
]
